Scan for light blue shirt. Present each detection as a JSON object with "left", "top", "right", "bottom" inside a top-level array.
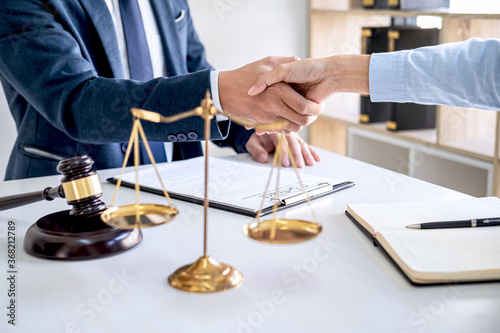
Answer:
[{"left": 369, "top": 38, "right": 500, "bottom": 110}]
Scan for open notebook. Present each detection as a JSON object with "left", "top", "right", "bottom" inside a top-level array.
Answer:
[{"left": 346, "top": 197, "right": 500, "bottom": 285}]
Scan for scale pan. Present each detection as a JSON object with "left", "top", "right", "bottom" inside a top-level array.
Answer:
[
  {"left": 101, "top": 204, "right": 178, "bottom": 229},
  {"left": 243, "top": 218, "right": 322, "bottom": 244}
]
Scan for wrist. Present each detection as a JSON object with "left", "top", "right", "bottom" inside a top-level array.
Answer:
[
  {"left": 329, "top": 55, "right": 370, "bottom": 94},
  {"left": 218, "top": 70, "right": 233, "bottom": 114},
  {"left": 210, "top": 69, "right": 224, "bottom": 112}
]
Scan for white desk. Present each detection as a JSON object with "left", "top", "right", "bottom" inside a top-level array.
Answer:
[{"left": 1, "top": 150, "right": 498, "bottom": 333}]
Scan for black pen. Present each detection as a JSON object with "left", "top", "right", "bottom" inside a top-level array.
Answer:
[{"left": 406, "top": 218, "right": 500, "bottom": 229}]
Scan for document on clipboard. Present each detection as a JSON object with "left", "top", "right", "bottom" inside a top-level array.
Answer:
[{"left": 107, "top": 156, "right": 354, "bottom": 217}]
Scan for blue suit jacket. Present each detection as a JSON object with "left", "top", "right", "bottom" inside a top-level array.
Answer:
[{"left": 0, "top": 0, "right": 253, "bottom": 180}]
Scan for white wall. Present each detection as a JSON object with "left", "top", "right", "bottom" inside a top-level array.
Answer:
[{"left": 187, "top": 0, "right": 309, "bottom": 69}]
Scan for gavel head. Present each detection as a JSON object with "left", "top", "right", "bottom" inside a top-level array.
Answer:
[{"left": 56, "top": 155, "right": 106, "bottom": 216}]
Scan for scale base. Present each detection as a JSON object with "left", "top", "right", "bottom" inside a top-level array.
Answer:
[
  {"left": 168, "top": 256, "right": 243, "bottom": 293},
  {"left": 243, "top": 218, "right": 322, "bottom": 244},
  {"left": 24, "top": 210, "right": 142, "bottom": 260}
]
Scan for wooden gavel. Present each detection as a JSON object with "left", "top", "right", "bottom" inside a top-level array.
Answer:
[{"left": 0, "top": 155, "right": 106, "bottom": 216}]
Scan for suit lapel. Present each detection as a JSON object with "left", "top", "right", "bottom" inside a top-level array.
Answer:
[
  {"left": 78, "top": 0, "right": 125, "bottom": 78},
  {"left": 150, "top": 0, "right": 186, "bottom": 75}
]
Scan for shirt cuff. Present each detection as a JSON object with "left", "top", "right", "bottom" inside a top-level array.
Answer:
[
  {"left": 210, "top": 69, "right": 228, "bottom": 122},
  {"left": 369, "top": 51, "right": 408, "bottom": 103}
]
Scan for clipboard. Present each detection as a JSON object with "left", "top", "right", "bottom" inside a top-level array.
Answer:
[
  {"left": 106, "top": 156, "right": 355, "bottom": 217},
  {"left": 108, "top": 177, "right": 354, "bottom": 217}
]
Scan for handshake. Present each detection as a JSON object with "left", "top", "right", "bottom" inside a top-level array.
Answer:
[{"left": 218, "top": 55, "right": 370, "bottom": 133}]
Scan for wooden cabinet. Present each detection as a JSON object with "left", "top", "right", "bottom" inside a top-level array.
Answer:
[{"left": 308, "top": 0, "right": 500, "bottom": 196}]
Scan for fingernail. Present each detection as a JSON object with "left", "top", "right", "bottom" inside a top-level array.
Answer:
[
  {"left": 248, "top": 85, "right": 257, "bottom": 95},
  {"left": 283, "top": 157, "right": 290, "bottom": 167},
  {"left": 258, "top": 153, "right": 267, "bottom": 163}
]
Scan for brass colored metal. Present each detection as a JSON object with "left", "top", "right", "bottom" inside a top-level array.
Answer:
[
  {"left": 101, "top": 204, "right": 178, "bottom": 229},
  {"left": 167, "top": 91, "right": 242, "bottom": 292},
  {"left": 131, "top": 99, "right": 288, "bottom": 133},
  {"left": 242, "top": 131, "right": 322, "bottom": 244},
  {"left": 101, "top": 111, "right": 177, "bottom": 229},
  {"left": 361, "top": 29, "right": 372, "bottom": 38},
  {"left": 131, "top": 107, "right": 202, "bottom": 123},
  {"left": 243, "top": 218, "right": 322, "bottom": 244},
  {"left": 62, "top": 174, "right": 102, "bottom": 202},
  {"left": 388, "top": 0, "right": 399, "bottom": 7},
  {"left": 219, "top": 111, "right": 288, "bottom": 132},
  {"left": 388, "top": 31, "right": 400, "bottom": 38},
  {"left": 386, "top": 120, "right": 397, "bottom": 130},
  {"left": 108, "top": 91, "right": 315, "bottom": 292},
  {"left": 119, "top": 91, "right": 245, "bottom": 292},
  {"left": 359, "top": 113, "right": 370, "bottom": 123},
  {"left": 388, "top": 30, "right": 400, "bottom": 52},
  {"left": 168, "top": 256, "right": 243, "bottom": 292},
  {"left": 388, "top": 31, "right": 400, "bottom": 39},
  {"left": 361, "top": 28, "right": 371, "bottom": 55}
]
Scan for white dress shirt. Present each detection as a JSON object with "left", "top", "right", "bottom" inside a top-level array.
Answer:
[{"left": 104, "top": 0, "right": 224, "bottom": 161}]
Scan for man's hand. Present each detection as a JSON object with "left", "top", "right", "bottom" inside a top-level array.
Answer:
[
  {"left": 245, "top": 132, "right": 321, "bottom": 168},
  {"left": 218, "top": 56, "right": 323, "bottom": 133},
  {"left": 247, "top": 55, "right": 371, "bottom": 103}
]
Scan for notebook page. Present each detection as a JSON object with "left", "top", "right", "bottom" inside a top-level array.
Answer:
[
  {"left": 347, "top": 196, "right": 500, "bottom": 233},
  {"left": 378, "top": 227, "right": 500, "bottom": 274}
]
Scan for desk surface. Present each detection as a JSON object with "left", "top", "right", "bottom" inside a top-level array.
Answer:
[{"left": 1, "top": 150, "right": 498, "bottom": 333}]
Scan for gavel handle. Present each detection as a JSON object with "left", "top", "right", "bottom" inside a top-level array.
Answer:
[{"left": 0, "top": 186, "right": 64, "bottom": 211}]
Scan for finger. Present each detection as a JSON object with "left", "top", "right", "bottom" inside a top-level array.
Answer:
[
  {"left": 262, "top": 84, "right": 316, "bottom": 131},
  {"left": 268, "top": 113, "right": 303, "bottom": 132},
  {"left": 298, "top": 139, "right": 317, "bottom": 166},
  {"left": 285, "top": 135, "right": 305, "bottom": 168},
  {"left": 248, "top": 64, "right": 291, "bottom": 96},
  {"left": 278, "top": 83, "right": 323, "bottom": 117},
  {"left": 245, "top": 136, "right": 270, "bottom": 164},
  {"left": 309, "top": 145, "right": 322, "bottom": 163},
  {"left": 255, "top": 129, "right": 278, "bottom": 136},
  {"left": 278, "top": 136, "right": 291, "bottom": 168},
  {"left": 283, "top": 122, "right": 303, "bottom": 133},
  {"left": 263, "top": 55, "right": 301, "bottom": 70}
]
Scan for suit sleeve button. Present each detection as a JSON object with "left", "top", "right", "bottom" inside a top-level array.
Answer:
[{"left": 177, "top": 133, "right": 187, "bottom": 142}]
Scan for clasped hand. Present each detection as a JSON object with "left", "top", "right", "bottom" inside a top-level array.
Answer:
[{"left": 218, "top": 56, "right": 326, "bottom": 167}]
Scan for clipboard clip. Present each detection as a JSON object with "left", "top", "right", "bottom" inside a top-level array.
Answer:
[{"left": 272, "top": 182, "right": 332, "bottom": 206}]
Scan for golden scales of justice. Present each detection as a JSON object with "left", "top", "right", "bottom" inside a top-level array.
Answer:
[{"left": 100, "top": 91, "right": 322, "bottom": 293}]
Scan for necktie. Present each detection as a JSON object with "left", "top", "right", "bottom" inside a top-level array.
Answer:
[{"left": 119, "top": 0, "right": 167, "bottom": 163}]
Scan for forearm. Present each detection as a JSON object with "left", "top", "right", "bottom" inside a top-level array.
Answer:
[
  {"left": 327, "top": 54, "right": 370, "bottom": 95},
  {"left": 68, "top": 72, "right": 225, "bottom": 142},
  {"left": 0, "top": 24, "right": 225, "bottom": 144},
  {"left": 369, "top": 38, "right": 500, "bottom": 110}
]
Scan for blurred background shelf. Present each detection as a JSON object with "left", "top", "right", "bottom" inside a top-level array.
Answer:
[{"left": 308, "top": 0, "right": 500, "bottom": 196}]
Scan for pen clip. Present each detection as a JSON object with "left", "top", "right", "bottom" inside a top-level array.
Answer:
[{"left": 274, "top": 182, "right": 332, "bottom": 206}]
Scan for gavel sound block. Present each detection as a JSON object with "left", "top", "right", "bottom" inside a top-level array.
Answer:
[{"left": 0, "top": 155, "right": 142, "bottom": 260}]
